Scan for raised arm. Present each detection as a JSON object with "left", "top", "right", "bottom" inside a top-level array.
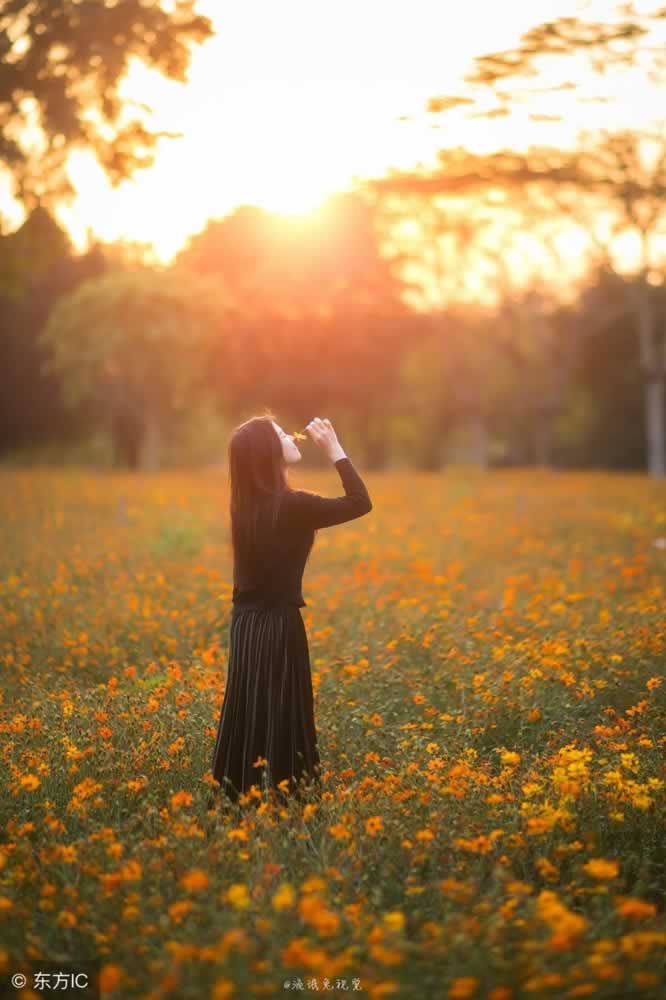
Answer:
[{"left": 296, "top": 457, "right": 372, "bottom": 530}]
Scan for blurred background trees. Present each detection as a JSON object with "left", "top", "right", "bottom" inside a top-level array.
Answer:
[
  {"left": 1, "top": 1, "right": 664, "bottom": 474},
  {"left": 1, "top": 0, "right": 212, "bottom": 211}
]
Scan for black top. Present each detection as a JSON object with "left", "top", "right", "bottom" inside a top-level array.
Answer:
[{"left": 231, "top": 457, "right": 372, "bottom": 611}]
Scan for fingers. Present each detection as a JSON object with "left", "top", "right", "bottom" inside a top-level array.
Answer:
[{"left": 306, "top": 417, "right": 334, "bottom": 441}]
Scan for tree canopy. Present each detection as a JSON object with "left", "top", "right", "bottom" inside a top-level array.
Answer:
[{"left": 0, "top": 0, "right": 213, "bottom": 211}]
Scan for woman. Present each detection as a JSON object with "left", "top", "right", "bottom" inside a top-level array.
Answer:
[{"left": 211, "top": 413, "right": 373, "bottom": 806}]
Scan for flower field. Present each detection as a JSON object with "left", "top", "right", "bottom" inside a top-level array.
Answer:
[{"left": 1, "top": 465, "right": 665, "bottom": 999}]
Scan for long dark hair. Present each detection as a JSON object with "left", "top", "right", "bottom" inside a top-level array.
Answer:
[{"left": 228, "top": 411, "right": 295, "bottom": 591}]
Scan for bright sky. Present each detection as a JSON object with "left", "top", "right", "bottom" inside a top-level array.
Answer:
[{"left": 2, "top": 0, "right": 663, "bottom": 263}]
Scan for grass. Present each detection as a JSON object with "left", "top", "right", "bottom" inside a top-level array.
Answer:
[{"left": 0, "top": 464, "right": 664, "bottom": 999}]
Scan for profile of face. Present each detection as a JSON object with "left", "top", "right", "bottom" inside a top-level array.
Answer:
[{"left": 271, "top": 420, "right": 302, "bottom": 464}]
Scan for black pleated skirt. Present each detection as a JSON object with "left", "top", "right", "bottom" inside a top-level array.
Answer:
[{"left": 211, "top": 604, "right": 321, "bottom": 803}]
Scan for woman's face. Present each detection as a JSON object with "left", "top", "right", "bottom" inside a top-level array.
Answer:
[{"left": 271, "top": 421, "right": 302, "bottom": 464}]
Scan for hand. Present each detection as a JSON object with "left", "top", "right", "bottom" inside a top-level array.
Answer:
[{"left": 305, "top": 417, "right": 343, "bottom": 460}]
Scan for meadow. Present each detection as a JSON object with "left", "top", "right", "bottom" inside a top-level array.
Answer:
[{"left": 1, "top": 465, "right": 664, "bottom": 1000}]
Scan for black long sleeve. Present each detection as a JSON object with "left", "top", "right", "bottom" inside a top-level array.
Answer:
[{"left": 295, "top": 457, "right": 372, "bottom": 530}]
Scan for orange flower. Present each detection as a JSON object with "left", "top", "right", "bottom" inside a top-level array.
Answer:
[
  {"left": 180, "top": 869, "right": 209, "bottom": 892},
  {"left": 583, "top": 859, "right": 619, "bottom": 880},
  {"left": 170, "top": 790, "right": 192, "bottom": 809},
  {"left": 448, "top": 977, "right": 478, "bottom": 999},
  {"left": 615, "top": 896, "right": 656, "bottom": 919},
  {"left": 99, "top": 965, "right": 124, "bottom": 993}
]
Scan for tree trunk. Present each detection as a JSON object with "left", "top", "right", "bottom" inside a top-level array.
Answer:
[
  {"left": 364, "top": 436, "right": 389, "bottom": 470},
  {"left": 645, "top": 374, "right": 666, "bottom": 477},
  {"left": 533, "top": 419, "right": 552, "bottom": 468},
  {"left": 111, "top": 409, "right": 141, "bottom": 469},
  {"left": 355, "top": 410, "right": 389, "bottom": 469},
  {"left": 469, "top": 413, "right": 489, "bottom": 468},
  {"left": 634, "top": 281, "right": 665, "bottom": 478},
  {"left": 415, "top": 437, "right": 443, "bottom": 471},
  {"left": 139, "top": 410, "right": 162, "bottom": 472}
]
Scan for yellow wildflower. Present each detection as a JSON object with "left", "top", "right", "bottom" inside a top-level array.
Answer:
[{"left": 226, "top": 884, "right": 250, "bottom": 910}]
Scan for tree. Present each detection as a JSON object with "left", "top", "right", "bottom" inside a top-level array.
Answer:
[
  {"left": 175, "top": 192, "right": 409, "bottom": 317},
  {"left": 559, "top": 265, "right": 649, "bottom": 470},
  {"left": 369, "top": 185, "right": 578, "bottom": 467},
  {"left": 1, "top": 0, "right": 213, "bottom": 212},
  {"left": 372, "top": 4, "right": 666, "bottom": 476},
  {"left": 39, "top": 269, "right": 224, "bottom": 470},
  {"left": 425, "top": 4, "right": 666, "bottom": 129},
  {"left": 176, "top": 192, "right": 416, "bottom": 469},
  {"left": 0, "top": 206, "right": 107, "bottom": 455},
  {"left": 375, "top": 130, "right": 666, "bottom": 476}
]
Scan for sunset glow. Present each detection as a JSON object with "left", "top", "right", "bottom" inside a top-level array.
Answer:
[{"left": 2, "top": 0, "right": 664, "bottom": 262}]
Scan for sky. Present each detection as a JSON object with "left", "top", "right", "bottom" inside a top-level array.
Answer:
[{"left": 2, "top": 0, "right": 664, "bottom": 262}]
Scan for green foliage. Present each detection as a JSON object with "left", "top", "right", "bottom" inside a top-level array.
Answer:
[
  {"left": 146, "top": 511, "right": 205, "bottom": 560},
  {"left": 39, "top": 267, "right": 223, "bottom": 419},
  {"left": 0, "top": 207, "right": 71, "bottom": 300}
]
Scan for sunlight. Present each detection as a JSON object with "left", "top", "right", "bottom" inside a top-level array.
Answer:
[
  {"left": 7, "top": 0, "right": 666, "bottom": 267},
  {"left": 50, "top": 0, "right": 575, "bottom": 262}
]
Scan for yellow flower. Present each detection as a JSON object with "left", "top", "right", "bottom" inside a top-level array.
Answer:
[
  {"left": 226, "top": 884, "right": 250, "bottom": 910},
  {"left": 383, "top": 911, "right": 405, "bottom": 932},
  {"left": 535, "top": 858, "right": 559, "bottom": 882},
  {"left": 212, "top": 980, "right": 234, "bottom": 1000},
  {"left": 455, "top": 834, "right": 493, "bottom": 855},
  {"left": 583, "top": 859, "right": 619, "bottom": 880},
  {"left": 301, "top": 876, "right": 326, "bottom": 894},
  {"left": 226, "top": 827, "right": 248, "bottom": 842},
  {"left": 620, "top": 931, "right": 666, "bottom": 960},
  {"left": 536, "top": 890, "right": 588, "bottom": 948},
  {"left": 500, "top": 751, "right": 521, "bottom": 768},
  {"left": 272, "top": 884, "right": 295, "bottom": 911},
  {"left": 19, "top": 774, "right": 40, "bottom": 791}
]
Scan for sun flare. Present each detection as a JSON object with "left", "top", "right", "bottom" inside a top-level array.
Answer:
[{"left": 9, "top": 0, "right": 663, "bottom": 265}]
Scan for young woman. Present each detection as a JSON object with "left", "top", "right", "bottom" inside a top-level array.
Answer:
[{"left": 211, "top": 414, "right": 373, "bottom": 806}]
